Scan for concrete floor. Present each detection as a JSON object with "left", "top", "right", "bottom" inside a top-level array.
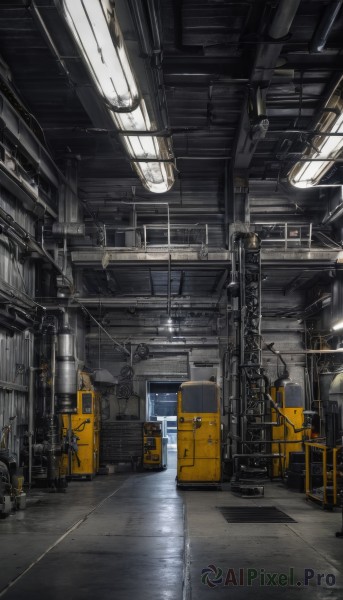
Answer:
[{"left": 0, "top": 450, "right": 342, "bottom": 599}]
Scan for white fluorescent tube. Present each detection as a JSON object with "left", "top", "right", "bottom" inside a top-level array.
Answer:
[
  {"left": 61, "top": 0, "right": 175, "bottom": 193},
  {"left": 132, "top": 160, "right": 174, "bottom": 194},
  {"left": 289, "top": 79, "right": 343, "bottom": 188},
  {"left": 62, "top": 0, "right": 139, "bottom": 110},
  {"left": 332, "top": 320, "right": 343, "bottom": 331},
  {"left": 111, "top": 100, "right": 174, "bottom": 192}
]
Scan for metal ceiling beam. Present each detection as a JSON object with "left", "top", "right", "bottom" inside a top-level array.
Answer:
[
  {"left": 70, "top": 248, "right": 339, "bottom": 267},
  {"left": 68, "top": 296, "right": 220, "bottom": 309},
  {"left": 71, "top": 249, "right": 229, "bottom": 266}
]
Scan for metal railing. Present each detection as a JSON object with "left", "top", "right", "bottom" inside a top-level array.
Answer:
[
  {"left": 103, "top": 224, "right": 208, "bottom": 250},
  {"left": 255, "top": 223, "right": 312, "bottom": 250}
]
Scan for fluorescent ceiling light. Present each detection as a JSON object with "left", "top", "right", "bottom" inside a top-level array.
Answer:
[
  {"left": 332, "top": 319, "right": 343, "bottom": 331},
  {"left": 111, "top": 94, "right": 174, "bottom": 193},
  {"left": 289, "top": 78, "right": 343, "bottom": 188},
  {"left": 62, "top": 0, "right": 139, "bottom": 110},
  {"left": 61, "top": 0, "right": 174, "bottom": 193},
  {"left": 132, "top": 160, "right": 174, "bottom": 194}
]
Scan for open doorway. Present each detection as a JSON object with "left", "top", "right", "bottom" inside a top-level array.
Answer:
[{"left": 147, "top": 381, "right": 181, "bottom": 450}]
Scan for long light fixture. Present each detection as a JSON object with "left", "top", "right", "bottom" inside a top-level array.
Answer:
[
  {"left": 60, "top": 0, "right": 174, "bottom": 193},
  {"left": 332, "top": 319, "right": 343, "bottom": 331},
  {"left": 289, "top": 77, "right": 343, "bottom": 188}
]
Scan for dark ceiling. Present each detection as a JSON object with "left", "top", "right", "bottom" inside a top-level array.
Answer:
[{"left": 0, "top": 0, "right": 343, "bottom": 341}]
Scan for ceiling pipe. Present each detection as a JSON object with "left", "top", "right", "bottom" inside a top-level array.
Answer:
[
  {"left": 147, "top": 0, "right": 162, "bottom": 56},
  {"left": 322, "top": 202, "right": 343, "bottom": 225},
  {"left": 268, "top": 0, "right": 302, "bottom": 39},
  {"left": 310, "top": 1, "right": 343, "bottom": 53},
  {"left": 128, "top": 0, "right": 152, "bottom": 57}
]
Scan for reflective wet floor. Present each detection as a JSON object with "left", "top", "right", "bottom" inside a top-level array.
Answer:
[{"left": 0, "top": 451, "right": 342, "bottom": 599}]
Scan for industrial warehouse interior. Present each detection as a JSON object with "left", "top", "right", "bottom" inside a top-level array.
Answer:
[{"left": 0, "top": 0, "right": 343, "bottom": 598}]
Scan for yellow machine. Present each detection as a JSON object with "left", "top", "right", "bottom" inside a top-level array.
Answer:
[
  {"left": 177, "top": 381, "right": 222, "bottom": 487},
  {"left": 61, "top": 391, "right": 100, "bottom": 480},
  {"left": 143, "top": 421, "right": 168, "bottom": 469},
  {"left": 271, "top": 378, "right": 309, "bottom": 478},
  {"left": 305, "top": 442, "right": 343, "bottom": 509}
]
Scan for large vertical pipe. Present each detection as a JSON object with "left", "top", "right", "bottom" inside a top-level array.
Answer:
[
  {"left": 28, "top": 367, "right": 35, "bottom": 488},
  {"left": 55, "top": 324, "right": 77, "bottom": 414},
  {"left": 50, "top": 331, "right": 56, "bottom": 416}
]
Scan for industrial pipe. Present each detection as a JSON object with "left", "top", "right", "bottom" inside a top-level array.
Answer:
[
  {"left": 51, "top": 330, "right": 57, "bottom": 416},
  {"left": 28, "top": 367, "right": 36, "bottom": 488},
  {"left": 322, "top": 202, "right": 343, "bottom": 225},
  {"left": 128, "top": 0, "right": 152, "bottom": 57},
  {"left": 310, "top": 1, "right": 342, "bottom": 53},
  {"left": 268, "top": 0, "right": 301, "bottom": 39},
  {"left": 147, "top": 0, "right": 162, "bottom": 55},
  {"left": 266, "top": 394, "right": 308, "bottom": 433}
]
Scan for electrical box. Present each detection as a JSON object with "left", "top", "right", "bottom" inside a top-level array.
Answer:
[
  {"left": 61, "top": 391, "right": 100, "bottom": 479},
  {"left": 177, "top": 381, "right": 222, "bottom": 487},
  {"left": 143, "top": 421, "right": 167, "bottom": 469}
]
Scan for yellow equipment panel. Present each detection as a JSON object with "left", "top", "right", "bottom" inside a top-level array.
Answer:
[
  {"left": 271, "top": 381, "right": 308, "bottom": 478},
  {"left": 61, "top": 391, "right": 100, "bottom": 479},
  {"left": 177, "top": 381, "right": 222, "bottom": 486},
  {"left": 143, "top": 421, "right": 168, "bottom": 469},
  {"left": 305, "top": 442, "right": 343, "bottom": 509}
]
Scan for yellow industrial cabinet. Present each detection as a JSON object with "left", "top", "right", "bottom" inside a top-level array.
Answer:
[
  {"left": 143, "top": 421, "right": 168, "bottom": 469},
  {"left": 177, "top": 381, "right": 222, "bottom": 487},
  {"left": 305, "top": 442, "right": 343, "bottom": 509},
  {"left": 61, "top": 391, "right": 100, "bottom": 479},
  {"left": 271, "top": 379, "right": 308, "bottom": 478}
]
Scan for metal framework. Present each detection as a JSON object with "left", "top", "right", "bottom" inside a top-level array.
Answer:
[{"left": 228, "top": 233, "right": 271, "bottom": 475}]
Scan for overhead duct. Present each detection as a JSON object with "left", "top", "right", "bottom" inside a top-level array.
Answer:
[
  {"left": 310, "top": 1, "right": 343, "bottom": 53},
  {"left": 268, "top": 0, "right": 302, "bottom": 40}
]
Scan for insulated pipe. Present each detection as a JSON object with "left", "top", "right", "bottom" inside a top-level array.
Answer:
[
  {"left": 268, "top": 0, "right": 301, "bottom": 39},
  {"left": 266, "top": 394, "right": 308, "bottom": 433},
  {"left": 322, "top": 201, "right": 343, "bottom": 225},
  {"left": 310, "top": 1, "right": 343, "bottom": 53},
  {"left": 28, "top": 367, "right": 38, "bottom": 489},
  {"left": 27, "top": 1, "right": 70, "bottom": 79},
  {"left": 128, "top": 0, "right": 152, "bottom": 57},
  {"left": 167, "top": 253, "right": 171, "bottom": 317},
  {"left": 50, "top": 330, "right": 57, "bottom": 417},
  {"left": 147, "top": 0, "right": 162, "bottom": 55},
  {"left": 224, "top": 162, "right": 229, "bottom": 249}
]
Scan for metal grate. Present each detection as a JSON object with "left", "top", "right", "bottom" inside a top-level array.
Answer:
[
  {"left": 100, "top": 421, "right": 144, "bottom": 464},
  {"left": 217, "top": 506, "right": 297, "bottom": 523}
]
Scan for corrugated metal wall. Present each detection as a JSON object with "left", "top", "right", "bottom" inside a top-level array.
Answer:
[{"left": 0, "top": 188, "right": 35, "bottom": 460}]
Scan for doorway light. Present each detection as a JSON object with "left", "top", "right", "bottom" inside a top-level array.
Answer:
[
  {"left": 289, "top": 77, "right": 343, "bottom": 188},
  {"left": 60, "top": 0, "right": 174, "bottom": 193}
]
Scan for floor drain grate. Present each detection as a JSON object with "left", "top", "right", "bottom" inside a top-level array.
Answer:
[{"left": 217, "top": 506, "right": 297, "bottom": 523}]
